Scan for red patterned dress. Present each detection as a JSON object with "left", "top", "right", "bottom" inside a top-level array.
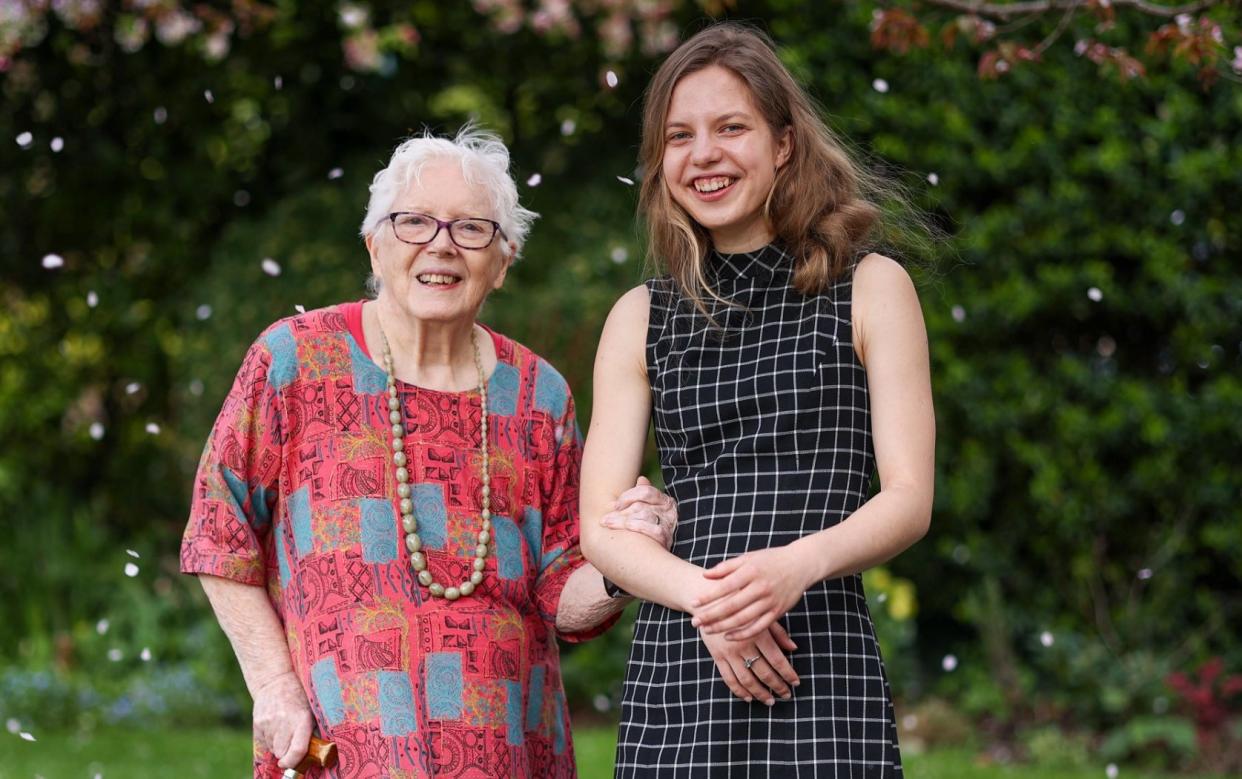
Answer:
[{"left": 181, "top": 301, "right": 614, "bottom": 778}]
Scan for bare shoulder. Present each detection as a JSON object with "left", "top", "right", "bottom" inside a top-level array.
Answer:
[
  {"left": 851, "top": 253, "right": 926, "bottom": 364},
  {"left": 597, "top": 284, "right": 651, "bottom": 375},
  {"left": 608, "top": 284, "right": 651, "bottom": 325}
]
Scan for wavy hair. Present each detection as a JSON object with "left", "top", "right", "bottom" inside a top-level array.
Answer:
[{"left": 638, "top": 22, "right": 926, "bottom": 317}]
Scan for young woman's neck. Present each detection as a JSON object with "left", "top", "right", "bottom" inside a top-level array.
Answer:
[{"left": 710, "top": 219, "right": 774, "bottom": 254}]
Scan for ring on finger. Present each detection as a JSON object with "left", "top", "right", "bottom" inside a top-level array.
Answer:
[{"left": 743, "top": 655, "right": 761, "bottom": 669}]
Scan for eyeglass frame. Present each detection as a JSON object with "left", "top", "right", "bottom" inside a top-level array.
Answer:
[{"left": 387, "top": 211, "right": 507, "bottom": 250}]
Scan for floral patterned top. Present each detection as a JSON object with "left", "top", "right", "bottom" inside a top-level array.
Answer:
[{"left": 181, "top": 301, "right": 613, "bottom": 778}]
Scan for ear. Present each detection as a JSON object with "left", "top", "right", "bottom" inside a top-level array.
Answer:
[
  {"left": 365, "top": 233, "right": 382, "bottom": 279},
  {"left": 492, "top": 240, "right": 517, "bottom": 290},
  {"left": 775, "top": 126, "right": 793, "bottom": 170}
]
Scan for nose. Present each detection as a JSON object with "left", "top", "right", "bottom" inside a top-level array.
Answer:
[
  {"left": 428, "top": 222, "right": 458, "bottom": 253},
  {"left": 689, "top": 133, "right": 722, "bottom": 167}
]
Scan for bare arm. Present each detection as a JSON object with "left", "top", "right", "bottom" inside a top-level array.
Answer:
[
  {"left": 199, "top": 574, "right": 315, "bottom": 771},
  {"left": 694, "top": 254, "right": 935, "bottom": 639}
]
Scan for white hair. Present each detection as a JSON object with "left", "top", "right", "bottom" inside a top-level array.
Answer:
[{"left": 359, "top": 124, "right": 539, "bottom": 277}]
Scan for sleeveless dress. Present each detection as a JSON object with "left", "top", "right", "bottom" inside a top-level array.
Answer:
[{"left": 614, "top": 244, "right": 903, "bottom": 777}]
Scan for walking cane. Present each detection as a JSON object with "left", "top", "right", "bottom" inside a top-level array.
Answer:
[{"left": 280, "top": 735, "right": 338, "bottom": 778}]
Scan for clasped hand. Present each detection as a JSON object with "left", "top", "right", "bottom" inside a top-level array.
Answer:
[{"left": 691, "top": 546, "right": 809, "bottom": 641}]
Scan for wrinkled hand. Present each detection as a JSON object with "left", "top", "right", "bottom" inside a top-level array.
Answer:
[
  {"left": 701, "top": 621, "right": 800, "bottom": 706},
  {"left": 599, "top": 476, "right": 678, "bottom": 551},
  {"left": 253, "top": 670, "right": 316, "bottom": 771},
  {"left": 691, "top": 546, "right": 810, "bottom": 642}
]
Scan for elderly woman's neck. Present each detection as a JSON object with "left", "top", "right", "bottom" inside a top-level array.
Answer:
[{"left": 363, "top": 299, "right": 494, "bottom": 393}]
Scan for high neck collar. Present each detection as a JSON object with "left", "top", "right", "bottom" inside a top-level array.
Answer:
[{"left": 707, "top": 242, "right": 791, "bottom": 285}]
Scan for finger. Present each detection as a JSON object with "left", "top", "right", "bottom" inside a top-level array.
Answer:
[
  {"left": 733, "top": 659, "right": 775, "bottom": 705},
  {"left": 693, "top": 586, "right": 759, "bottom": 629},
  {"left": 691, "top": 575, "right": 749, "bottom": 611},
  {"left": 712, "top": 600, "right": 772, "bottom": 636},
  {"left": 702, "top": 556, "right": 746, "bottom": 581},
  {"left": 714, "top": 658, "right": 753, "bottom": 703},
  {"left": 768, "top": 621, "right": 799, "bottom": 652},
  {"left": 281, "top": 714, "right": 314, "bottom": 770},
  {"left": 756, "top": 635, "right": 800, "bottom": 690},
  {"left": 748, "top": 656, "right": 791, "bottom": 699},
  {"left": 636, "top": 475, "right": 652, "bottom": 486},
  {"left": 608, "top": 516, "right": 666, "bottom": 541},
  {"left": 613, "top": 485, "right": 664, "bottom": 511},
  {"left": 270, "top": 723, "right": 293, "bottom": 768}
]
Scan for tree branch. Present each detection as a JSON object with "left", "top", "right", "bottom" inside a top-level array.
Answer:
[{"left": 922, "top": 0, "right": 1221, "bottom": 21}]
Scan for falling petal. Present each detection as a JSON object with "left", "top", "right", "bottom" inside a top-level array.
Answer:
[
  {"left": 1075, "top": 39, "right": 1089, "bottom": 56},
  {"left": 927, "top": 172, "right": 939, "bottom": 186},
  {"left": 872, "top": 78, "right": 889, "bottom": 93},
  {"left": 87, "top": 290, "right": 99, "bottom": 307},
  {"left": 617, "top": 175, "right": 635, "bottom": 186},
  {"left": 140, "top": 647, "right": 152, "bottom": 662},
  {"left": 153, "top": 106, "right": 168, "bottom": 124},
  {"left": 50, "top": 137, "right": 64, "bottom": 152},
  {"left": 560, "top": 118, "right": 576, "bottom": 136},
  {"left": 274, "top": 75, "right": 283, "bottom": 90},
  {"left": 1106, "top": 764, "right": 1119, "bottom": 779},
  {"left": 42, "top": 253, "right": 64, "bottom": 269},
  {"left": 196, "top": 304, "right": 213, "bottom": 320},
  {"left": 902, "top": 714, "right": 918, "bottom": 730},
  {"left": 1087, "top": 287, "right": 1103, "bottom": 302},
  {"left": 592, "top": 694, "right": 610, "bottom": 712},
  {"left": 1170, "top": 210, "right": 1185, "bottom": 226},
  {"left": 6, "top": 719, "right": 19, "bottom": 733},
  {"left": 189, "top": 379, "right": 204, "bottom": 396},
  {"left": 16, "top": 131, "right": 33, "bottom": 148},
  {"left": 605, "top": 70, "right": 619, "bottom": 88},
  {"left": 127, "top": 549, "right": 140, "bottom": 558},
  {"left": 1137, "top": 568, "right": 1153, "bottom": 580},
  {"left": 876, "top": 592, "right": 888, "bottom": 603},
  {"left": 526, "top": 173, "right": 542, "bottom": 187},
  {"left": 610, "top": 247, "right": 628, "bottom": 264},
  {"left": 951, "top": 305, "right": 966, "bottom": 322},
  {"left": 89, "top": 423, "right": 105, "bottom": 440},
  {"left": 261, "top": 258, "right": 282, "bottom": 276},
  {"left": 234, "top": 190, "right": 251, "bottom": 207},
  {"left": 96, "top": 619, "right": 109, "bottom": 635},
  {"left": 942, "top": 654, "right": 958, "bottom": 671},
  {"left": 1040, "top": 631, "right": 1054, "bottom": 647},
  {"left": 328, "top": 167, "right": 344, "bottom": 180},
  {"left": 107, "top": 649, "right": 123, "bottom": 662},
  {"left": 126, "top": 382, "right": 141, "bottom": 395},
  {"left": 295, "top": 304, "right": 306, "bottom": 314},
  {"left": 145, "top": 422, "right": 160, "bottom": 434},
  {"left": 204, "top": 89, "right": 214, "bottom": 103},
  {"left": 124, "top": 562, "right": 140, "bottom": 577},
  {"left": 19, "top": 732, "right": 35, "bottom": 742}
]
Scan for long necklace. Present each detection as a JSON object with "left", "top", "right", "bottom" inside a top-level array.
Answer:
[{"left": 379, "top": 322, "right": 491, "bottom": 600}]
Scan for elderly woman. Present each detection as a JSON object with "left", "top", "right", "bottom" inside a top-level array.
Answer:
[{"left": 181, "top": 127, "right": 675, "bottom": 779}]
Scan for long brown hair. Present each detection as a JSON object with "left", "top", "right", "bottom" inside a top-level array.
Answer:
[{"left": 638, "top": 22, "right": 920, "bottom": 316}]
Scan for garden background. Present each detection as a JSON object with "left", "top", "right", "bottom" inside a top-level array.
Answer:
[{"left": 2, "top": 0, "right": 1240, "bottom": 776}]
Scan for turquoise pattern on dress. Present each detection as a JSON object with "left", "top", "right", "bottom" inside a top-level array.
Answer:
[
  {"left": 359, "top": 498, "right": 397, "bottom": 563},
  {"left": 311, "top": 657, "right": 345, "bottom": 725},
  {"left": 249, "top": 483, "right": 273, "bottom": 530},
  {"left": 347, "top": 334, "right": 388, "bottom": 395},
  {"left": 533, "top": 359, "right": 568, "bottom": 419},
  {"left": 263, "top": 323, "right": 298, "bottom": 390},
  {"left": 488, "top": 362, "right": 520, "bottom": 416},
  {"left": 525, "top": 665, "right": 545, "bottom": 732},
  {"left": 426, "top": 653, "right": 462, "bottom": 719},
  {"left": 378, "top": 670, "right": 417, "bottom": 736},
  {"left": 506, "top": 679, "right": 524, "bottom": 745},
  {"left": 411, "top": 484, "right": 447, "bottom": 550},
  {"left": 276, "top": 531, "right": 292, "bottom": 588},
  {"left": 520, "top": 506, "right": 543, "bottom": 572},
  {"left": 289, "top": 485, "right": 312, "bottom": 556},
  {"left": 490, "top": 515, "right": 523, "bottom": 580},
  {"left": 553, "top": 689, "right": 566, "bottom": 754}
]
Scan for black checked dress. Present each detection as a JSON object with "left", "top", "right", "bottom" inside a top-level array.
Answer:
[{"left": 614, "top": 244, "right": 902, "bottom": 777}]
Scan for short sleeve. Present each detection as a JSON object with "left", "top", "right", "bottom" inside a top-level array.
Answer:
[
  {"left": 180, "top": 337, "right": 282, "bottom": 586},
  {"left": 532, "top": 391, "right": 622, "bottom": 643}
]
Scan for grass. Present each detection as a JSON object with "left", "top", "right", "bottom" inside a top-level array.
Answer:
[{"left": 1, "top": 726, "right": 1237, "bottom": 778}]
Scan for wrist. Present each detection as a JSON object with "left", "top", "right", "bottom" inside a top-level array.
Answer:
[{"left": 788, "top": 535, "right": 828, "bottom": 590}]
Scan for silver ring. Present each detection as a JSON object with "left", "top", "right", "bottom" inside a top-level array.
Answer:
[
  {"left": 743, "top": 655, "right": 761, "bottom": 669},
  {"left": 283, "top": 770, "right": 299, "bottom": 779}
]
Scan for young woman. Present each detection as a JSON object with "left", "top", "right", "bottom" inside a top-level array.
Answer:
[{"left": 580, "top": 23, "right": 935, "bottom": 776}]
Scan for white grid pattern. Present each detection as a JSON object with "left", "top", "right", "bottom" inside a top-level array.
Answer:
[{"left": 615, "top": 245, "right": 903, "bottom": 777}]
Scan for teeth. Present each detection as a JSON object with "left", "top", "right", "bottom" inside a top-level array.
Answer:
[
  {"left": 418, "top": 273, "right": 459, "bottom": 285},
  {"left": 694, "top": 176, "right": 733, "bottom": 193}
]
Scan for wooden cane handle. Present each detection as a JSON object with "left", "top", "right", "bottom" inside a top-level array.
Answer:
[{"left": 293, "top": 736, "right": 338, "bottom": 772}]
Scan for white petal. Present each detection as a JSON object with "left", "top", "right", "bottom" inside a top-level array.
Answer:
[
  {"left": 126, "top": 382, "right": 141, "bottom": 394},
  {"left": 204, "top": 89, "right": 214, "bottom": 103},
  {"left": 42, "top": 253, "right": 64, "bottom": 269},
  {"left": 145, "top": 422, "right": 160, "bottom": 434},
  {"left": 616, "top": 175, "right": 635, "bottom": 186},
  {"left": 526, "top": 173, "right": 542, "bottom": 187},
  {"left": 328, "top": 167, "right": 343, "bottom": 180},
  {"left": 89, "top": 423, "right": 105, "bottom": 440},
  {"left": 605, "top": 70, "right": 619, "bottom": 88},
  {"left": 872, "top": 78, "right": 889, "bottom": 93},
  {"left": 19, "top": 731, "right": 35, "bottom": 742},
  {"left": 50, "top": 137, "right": 64, "bottom": 152},
  {"left": 127, "top": 549, "right": 140, "bottom": 558},
  {"left": 196, "top": 304, "right": 213, "bottom": 320},
  {"left": 941, "top": 654, "right": 958, "bottom": 671},
  {"left": 87, "top": 291, "right": 99, "bottom": 307},
  {"left": 1087, "top": 287, "right": 1103, "bottom": 302},
  {"left": 261, "top": 258, "right": 282, "bottom": 276},
  {"left": 16, "top": 131, "right": 33, "bottom": 148},
  {"left": 927, "top": 172, "right": 939, "bottom": 186},
  {"left": 124, "top": 562, "right": 140, "bottom": 577}
]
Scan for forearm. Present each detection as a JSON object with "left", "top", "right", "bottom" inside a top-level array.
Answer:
[
  {"left": 553, "top": 563, "right": 628, "bottom": 633},
  {"left": 580, "top": 529, "right": 703, "bottom": 613},
  {"left": 198, "top": 574, "right": 295, "bottom": 696},
  {"left": 791, "top": 483, "right": 931, "bottom": 583}
]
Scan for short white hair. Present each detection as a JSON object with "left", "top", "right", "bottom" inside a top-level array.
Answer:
[{"left": 360, "top": 124, "right": 539, "bottom": 260}]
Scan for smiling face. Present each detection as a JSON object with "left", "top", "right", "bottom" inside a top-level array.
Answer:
[
  {"left": 365, "top": 159, "right": 513, "bottom": 327},
  {"left": 661, "top": 65, "right": 792, "bottom": 253}
]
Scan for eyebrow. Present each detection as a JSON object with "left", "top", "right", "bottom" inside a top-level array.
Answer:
[{"left": 665, "top": 111, "right": 753, "bottom": 129}]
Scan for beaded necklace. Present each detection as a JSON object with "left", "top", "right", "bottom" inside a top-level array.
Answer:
[{"left": 378, "top": 323, "right": 491, "bottom": 600}]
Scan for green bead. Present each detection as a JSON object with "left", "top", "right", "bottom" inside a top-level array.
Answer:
[
  {"left": 397, "top": 484, "right": 411, "bottom": 498},
  {"left": 429, "top": 583, "right": 445, "bottom": 598},
  {"left": 470, "top": 571, "right": 484, "bottom": 585},
  {"left": 444, "top": 587, "right": 460, "bottom": 601},
  {"left": 418, "top": 570, "right": 433, "bottom": 586},
  {"left": 481, "top": 508, "right": 491, "bottom": 520},
  {"left": 396, "top": 466, "right": 409, "bottom": 482},
  {"left": 409, "top": 551, "right": 425, "bottom": 568},
  {"left": 460, "top": 581, "right": 475, "bottom": 597},
  {"left": 392, "top": 437, "right": 404, "bottom": 452},
  {"left": 477, "top": 530, "right": 490, "bottom": 545},
  {"left": 473, "top": 557, "right": 486, "bottom": 572},
  {"left": 388, "top": 397, "right": 400, "bottom": 410},
  {"left": 394, "top": 452, "right": 407, "bottom": 467},
  {"left": 402, "top": 515, "right": 417, "bottom": 534},
  {"left": 392, "top": 424, "right": 404, "bottom": 438},
  {"left": 475, "top": 544, "right": 488, "bottom": 558},
  {"left": 389, "top": 410, "right": 401, "bottom": 424},
  {"left": 400, "top": 498, "right": 413, "bottom": 514}
]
